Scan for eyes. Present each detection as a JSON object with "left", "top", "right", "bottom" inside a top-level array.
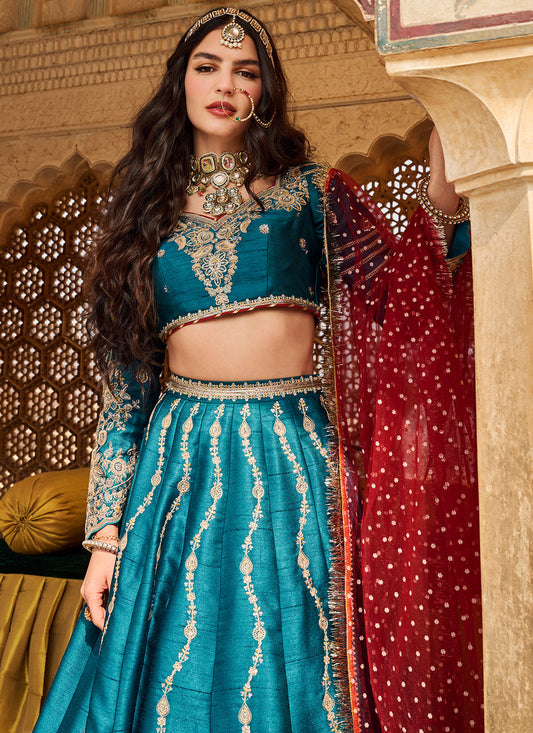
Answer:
[{"left": 193, "top": 64, "right": 260, "bottom": 81}]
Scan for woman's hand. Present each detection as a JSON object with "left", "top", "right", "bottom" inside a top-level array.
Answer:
[{"left": 80, "top": 547, "right": 117, "bottom": 630}]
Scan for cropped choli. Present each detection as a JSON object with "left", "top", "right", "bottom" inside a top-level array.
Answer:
[{"left": 153, "top": 163, "right": 326, "bottom": 339}]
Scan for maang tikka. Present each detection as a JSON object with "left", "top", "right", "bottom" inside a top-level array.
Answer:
[{"left": 220, "top": 13, "right": 245, "bottom": 50}]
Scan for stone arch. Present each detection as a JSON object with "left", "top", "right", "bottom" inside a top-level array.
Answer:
[
  {"left": 337, "top": 117, "right": 433, "bottom": 181},
  {"left": 0, "top": 151, "right": 113, "bottom": 246}
]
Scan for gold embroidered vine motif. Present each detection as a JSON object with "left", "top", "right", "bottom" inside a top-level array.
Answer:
[
  {"left": 169, "top": 221, "right": 243, "bottom": 306},
  {"left": 271, "top": 401, "right": 341, "bottom": 733},
  {"left": 298, "top": 398, "right": 330, "bottom": 463},
  {"left": 148, "top": 403, "right": 199, "bottom": 620},
  {"left": 237, "top": 404, "right": 266, "bottom": 732},
  {"left": 156, "top": 404, "right": 226, "bottom": 733},
  {"left": 101, "top": 377, "right": 141, "bottom": 432},
  {"left": 99, "top": 399, "right": 181, "bottom": 647}
]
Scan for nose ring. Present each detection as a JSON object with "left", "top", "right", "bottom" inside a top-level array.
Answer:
[{"left": 220, "top": 88, "right": 255, "bottom": 123}]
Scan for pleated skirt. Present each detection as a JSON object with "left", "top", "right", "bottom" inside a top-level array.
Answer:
[{"left": 34, "top": 374, "right": 346, "bottom": 733}]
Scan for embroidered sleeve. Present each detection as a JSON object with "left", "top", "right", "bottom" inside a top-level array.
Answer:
[
  {"left": 85, "top": 351, "right": 164, "bottom": 538},
  {"left": 444, "top": 220, "right": 471, "bottom": 274}
]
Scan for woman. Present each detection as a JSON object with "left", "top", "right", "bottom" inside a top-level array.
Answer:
[{"left": 35, "top": 7, "right": 482, "bottom": 733}]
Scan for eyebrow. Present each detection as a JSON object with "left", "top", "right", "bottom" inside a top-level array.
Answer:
[{"left": 191, "top": 51, "right": 260, "bottom": 67}]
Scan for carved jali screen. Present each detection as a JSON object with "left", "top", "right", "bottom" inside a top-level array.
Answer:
[{"left": 1, "top": 172, "right": 102, "bottom": 497}]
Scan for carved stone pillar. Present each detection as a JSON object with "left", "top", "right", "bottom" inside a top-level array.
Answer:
[{"left": 381, "top": 29, "right": 533, "bottom": 733}]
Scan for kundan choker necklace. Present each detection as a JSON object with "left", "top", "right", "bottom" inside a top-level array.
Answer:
[{"left": 187, "top": 151, "right": 249, "bottom": 216}]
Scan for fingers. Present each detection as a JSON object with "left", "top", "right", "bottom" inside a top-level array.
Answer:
[
  {"left": 81, "top": 550, "right": 117, "bottom": 631},
  {"left": 84, "top": 599, "right": 106, "bottom": 630}
]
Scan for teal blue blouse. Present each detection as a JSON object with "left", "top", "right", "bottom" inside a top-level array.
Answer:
[{"left": 152, "top": 163, "right": 327, "bottom": 340}]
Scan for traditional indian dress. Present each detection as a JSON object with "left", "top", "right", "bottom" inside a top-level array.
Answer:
[{"left": 34, "top": 164, "right": 482, "bottom": 733}]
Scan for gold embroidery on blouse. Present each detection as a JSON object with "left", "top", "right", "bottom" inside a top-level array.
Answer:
[
  {"left": 156, "top": 404, "right": 226, "bottom": 733},
  {"left": 168, "top": 222, "right": 242, "bottom": 306},
  {"left": 311, "top": 164, "right": 329, "bottom": 196},
  {"left": 100, "top": 399, "right": 181, "bottom": 647},
  {"left": 237, "top": 404, "right": 266, "bottom": 732},
  {"left": 85, "top": 369, "right": 144, "bottom": 538},
  {"left": 160, "top": 294, "right": 318, "bottom": 339},
  {"left": 272, "top": 401, "right": 341, "bottom": 733},
  {"left": 166, "top": 167, "right": 310, "bottom": 309},
  {"left": 262, "top": 172, "right": 308, "bottom": 212}
]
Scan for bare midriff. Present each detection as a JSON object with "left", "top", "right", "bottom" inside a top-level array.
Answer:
[{"left": 167, "top": 308, "right": 316, "bottom": 382}]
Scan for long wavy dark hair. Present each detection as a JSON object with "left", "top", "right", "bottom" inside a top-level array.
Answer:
[{"left": 86, "top": 7, "right": 312, "bottom": 384}]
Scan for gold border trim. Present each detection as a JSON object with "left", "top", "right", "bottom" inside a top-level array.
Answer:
[
  {"left": 322, "top": 170, "right": 356, "bottom": 731},
  {"left": 159, "top": 295, "right": 318, "bottom": 341},
  {"left": 167, "top": 374, "right": 322, "bottom": 401}
]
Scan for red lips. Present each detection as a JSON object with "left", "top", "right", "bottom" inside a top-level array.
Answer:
[{"left": 207, "top": 100, "right": 236, "bottom": 114}]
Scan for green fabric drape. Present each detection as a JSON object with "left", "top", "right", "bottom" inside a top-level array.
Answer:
[{"left": 0, "top": 574, "right": 82, "bottom": 733}]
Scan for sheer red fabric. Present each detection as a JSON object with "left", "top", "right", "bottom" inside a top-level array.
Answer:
[{"left": 326, "top": 170, "right": 483, "bottom": 732}]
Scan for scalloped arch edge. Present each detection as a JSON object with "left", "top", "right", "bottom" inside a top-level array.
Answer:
[{"left": 0, "top": 151, "right": 113, "bottom": 248}]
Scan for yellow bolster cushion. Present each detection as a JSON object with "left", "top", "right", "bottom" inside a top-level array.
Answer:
[{"left": 0, "top": 468, "right": 89, "bottom": 554}]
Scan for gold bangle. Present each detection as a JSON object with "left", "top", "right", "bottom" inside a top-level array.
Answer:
[
  {"left": 417, "top": 176, "right": 470, "bottom": 225},
  {"left": 82, "top": 539, "right": 119, "bottom": 555}
]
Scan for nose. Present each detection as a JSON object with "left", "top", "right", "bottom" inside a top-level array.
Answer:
[{"left": 215, "top": 69, "right": 234, "bottom": 96}]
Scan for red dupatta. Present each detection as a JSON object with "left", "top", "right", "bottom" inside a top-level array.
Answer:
[{"left": 324, "top": 169, "right": 483, "bottom": 732}]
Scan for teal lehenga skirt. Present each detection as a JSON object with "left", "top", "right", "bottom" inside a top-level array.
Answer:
[{"left": 35, "top": 374, "right": 346, "bottom": 733}]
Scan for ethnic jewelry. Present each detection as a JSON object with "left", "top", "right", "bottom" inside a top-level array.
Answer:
[
  {"left": 187, "top": 151, "right": 249, "bottom": 216},
  {"left": 417, "top": 176, "right": 470, "bottom": 225},
  {"left": 221, "top": 88, "right": 275, "bottom": 129},
  {"left": 221, "top": 88, "right": 255, "bottom": 122},
  {"left": 84, "top": 607, "right": 92, "bottom": 622},
  {"left": 82, "top": 538, "right": 119, "bottom": 555},
  {"left": 184, "top": 8, "right": 274, "bottom": 66},
  {"left": 220, "top": 13, "right": 245, "bottom": 49}
]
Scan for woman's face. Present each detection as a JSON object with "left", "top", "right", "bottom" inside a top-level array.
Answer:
[{"left": 184, "top": 28, "right": 263, "bottom": 155}]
